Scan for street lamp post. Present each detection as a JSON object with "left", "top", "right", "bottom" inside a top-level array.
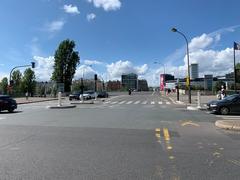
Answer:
[{"left": 171, "top": 27, "right": 191, "bottom": 104}]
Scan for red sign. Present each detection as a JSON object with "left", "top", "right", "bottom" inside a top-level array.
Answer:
[{"left": 160, "top": 74, "right": 165, "bottom": 91}]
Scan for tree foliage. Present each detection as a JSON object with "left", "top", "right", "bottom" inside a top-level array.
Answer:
[
  {"left": 21, "top": 68, "right": 36, "bottom": 96},
  {"left": 51, "top": 39, "right": 80, "bottom": 92},
  {"left": 12, "top": 70, "right": 22, "bottom": 95},
  {"left": 0, "top": 77, "right": 8, "bottom": 94}
]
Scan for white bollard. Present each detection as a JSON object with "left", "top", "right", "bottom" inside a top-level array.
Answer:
[
  {"left": 58, "top": 92, "right": 62, "bottom": 107},
  {"left": 80, "top": 94, "right": 83, "bottom": 102},
  {"left": 95, "top": 92, "right": 97, "bottom": 100},
  {"left": 197, "top": 91, "right": 201, "bottom": 109}
]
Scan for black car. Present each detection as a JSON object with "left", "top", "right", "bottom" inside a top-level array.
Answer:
[
  {"left": 207, "top": 94, "right": 240, "bottom": 115},
  {"left": 97, "top": 91, "right": 109, "bottom": 98},
  {"left": 69, "top": 92, "right": 81, "bottom": 101},
  {"left": 0, "top": 95, "right": 17, "bottom": 113}
]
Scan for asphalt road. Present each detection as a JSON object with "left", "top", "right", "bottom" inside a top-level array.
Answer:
[{"left": 0, "top": 92, "right": 240, "bottom": 179}]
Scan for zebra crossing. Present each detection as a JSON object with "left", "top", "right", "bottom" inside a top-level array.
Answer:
[{"left": 104, "top": 100, "right": 172, "bottom": 106}]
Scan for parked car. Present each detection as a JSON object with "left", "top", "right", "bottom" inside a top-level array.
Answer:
[
  {"left": 69, "top": 92, "right": 81, "bottom": 101},
  {"left": 207, "top": 94, "right": 240, "bottom": 115},
  {"left": 84, "top": 91, "right": 95, "bottom": 99},
  {"left": 97, "top": 91, "right": 109, "bottom": 98},
  {"left": 0, "top": 95, "right": 17, "bottom": 113}
]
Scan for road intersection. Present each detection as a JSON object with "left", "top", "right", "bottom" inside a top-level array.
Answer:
[{"left": 0, "top": 92, "right": 239, "bottom": 179}]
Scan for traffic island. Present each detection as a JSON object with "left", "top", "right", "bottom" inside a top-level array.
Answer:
[
  {"left": 47, "top": 92, "right": 76, "bottom": 109},
  {"left": 47, "top": 105, "right": 76, "bottom": 109},
  {"left": 215, "top": 120, "right": 240, "bottom": 131},
  {"left": 70, "top": 101, "right": 94, "bottom": 105}
]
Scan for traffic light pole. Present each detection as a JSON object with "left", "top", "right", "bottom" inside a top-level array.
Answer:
[{"left": 9, "top": 62, "right": 35, "bottom": 86}]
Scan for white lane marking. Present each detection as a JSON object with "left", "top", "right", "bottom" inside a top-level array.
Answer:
[
  {"left": 134, "top": 101, "right": 140, "bottom": 104},
  {"left": 158, "top": 101, "right": 163, "bottom": 105},
  {"left": 110, "top": 101, "right": 118, "bottom": 104},
  {"left": 151, "top": 101, "right": 155, "bottom": 105},
  {"left": 126, "top": 101, "right": 133, "bottom": 104},
  {"left": 104, "top": 101, "right": 110, "bottom": 104},
  {"left": 166, "top": 102, "right": 171, "bottom": 105},
  {"left": 141, "top": 101, "right": 147, "bottom": 104},
  {"left": 0, "top": 117, "right": 6, "bottom": 120},
  {"left": 118, "top": 101, "right": 126, "bottom": 104}
]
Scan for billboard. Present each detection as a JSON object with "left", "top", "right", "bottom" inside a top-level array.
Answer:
[{"left": 160, "top": 74, "right": 165, "bottom": 91}]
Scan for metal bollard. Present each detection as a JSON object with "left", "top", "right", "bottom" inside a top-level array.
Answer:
[
  {"left": 58, "top": 92, "right": 62, "bottom": 106},
  {"left": 197, "top": 91, "right": 201, "bottom": 109}
]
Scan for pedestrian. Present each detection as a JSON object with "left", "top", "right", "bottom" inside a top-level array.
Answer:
[
  {"left": 25, "top": 91, "right": 29, "bottom": 100},
  {"left": 221, "top": 86, "right": 226, "bottom": 99},
  {"left": 128, "top": 89, "right": 131, "bottom": 95}
]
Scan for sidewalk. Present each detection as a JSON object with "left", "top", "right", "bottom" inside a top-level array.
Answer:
[
  {"left": 215, "top": 120, "right": 240, "bottom": 131},
  {"left": 15, "top": 97, "right": 59, "bottom": 105},
  {"left": 164, "top": 92, "right": 217, "bottom": 106}
]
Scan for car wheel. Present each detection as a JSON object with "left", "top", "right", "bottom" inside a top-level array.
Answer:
[
  {"left": 220, "top": 107, "right": 229, "bottom": 115},
  {"left": 69, "top": 98, "right": 72, "bottom": 101},
  {"left": 8, "top": 108, "right": 14, "bottom": 113}
]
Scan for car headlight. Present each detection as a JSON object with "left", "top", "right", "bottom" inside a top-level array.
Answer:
[{"left": 210, "top": 104, "right": 217, "bottom": 107}]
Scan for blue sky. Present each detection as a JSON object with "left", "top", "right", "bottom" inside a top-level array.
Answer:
[{"left": 0, "top": 0, "right": 240, "bottom": 85}]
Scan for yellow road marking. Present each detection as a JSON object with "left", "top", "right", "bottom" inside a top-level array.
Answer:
[
  {"left": 228, "top": 159, "right": 240, "bottom": 166},
  {"left": 181, "top": 120, "right": 200, "bottom": 127},
  {"left": 155, "top": 128, "right": 161, "bottom": 132},
  {"left": 169, "top": 156, "right": 175, "bottom": 160},
  {"left": 163, "top": 128, "right": 170, "bottom": 141}
]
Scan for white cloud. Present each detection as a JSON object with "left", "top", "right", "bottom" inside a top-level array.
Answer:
[
  {"left": 189, "top": 33, "right": 214, "bottom": 52},
  {"left": 84, "top": 60, "right": 102, "bottom": 65},
  {"left": 74, "top": 65, "right": 96, "bottom": 79},
  {"left": 45, "top": 20, "right": 65, "bottom": 33},
  {"left": 87, "top": 0, "right": 121, "bottom": 11},
  {"left": 87, "top": 13, "right": 96, "bottom": 21},
  {"left": 106, "top": 60, "right": 148, "bottom": 80},
  {"left": 63, "top": 4, "right": 80, "bottom": 14},
  {"left": 33, "top": 56, "right": 55, "bottom": 81}
]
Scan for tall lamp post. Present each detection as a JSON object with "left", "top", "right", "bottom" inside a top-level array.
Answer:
[{"left": 171, "top": 27, "right": 191, "bottom": 104}]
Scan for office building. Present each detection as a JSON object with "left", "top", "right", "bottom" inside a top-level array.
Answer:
[
  {"left": 121, "top": 73, "right": 138, "bottom": 90},
  {"left": 191, "top": 63, "right": 199, "bottom": 80}
]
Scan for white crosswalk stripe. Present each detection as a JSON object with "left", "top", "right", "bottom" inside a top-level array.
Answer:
[
  {"left": 110, "top": 101, "right": 118, "bottom": 104},
  {"left": 134, "top": 101, "right": 140, "bottom": 104},
  {"left": 141, "top": 101, "right": 147, "bottom": 104},
  {"left": 104, "top": 99, "right": 173, "bottom": 106},
  {"left": 126, "top": 101, "right": 133, "bottom": 104},
  {"left": 118, "top": 101, "right": 126, "bottom": 104}
]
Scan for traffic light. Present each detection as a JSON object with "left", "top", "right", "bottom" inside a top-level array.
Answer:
[
  {"left": 94, "top": 74, "right": 97, "bottom": 81},
  {"left": 31, "top": 62, "right": 35, "bottom": 68},
  {"left": 10, "top": 80, "right": 14, "bottom": 86}
]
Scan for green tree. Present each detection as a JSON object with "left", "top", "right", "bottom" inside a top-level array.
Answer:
[
  {"left": 12, "top": 70, "right": 22, "bottom": 96},
  {"left": 0, "top": 77, "right": 8, "bottom": 94},
  {"left": 51, "top": 39, "right": 80, "bottom": 92},
  {"left": 21, "top": 68, "right": 36, "bottom": 96}
]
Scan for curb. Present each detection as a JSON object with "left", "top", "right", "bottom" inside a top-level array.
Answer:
[
  {"left": 71, "top": 101, "right": 94, "bottom": 105},
  {"left": 17, "top": 98, "right": 60, "bottom": 105},
  {"left": 47, "top": 105, "right": 76, "bottom": 109},
  {"left": 215, "top": 120, "right": 240, "bottom": 131}
]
